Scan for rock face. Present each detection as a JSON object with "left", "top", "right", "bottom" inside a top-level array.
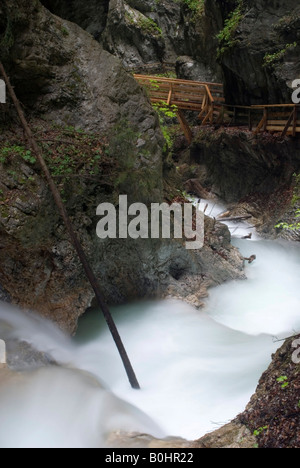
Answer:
[
  {"left": 38, "top": 0, "right": 300, "bottom": 104},
  {"left": 193, "top": 421, "right": 256, "bottom": 449},
  {"left": 0, "top": 0, "right": 244, "bottom": 333},
  {"left": 191, "top": 127, "right": 300, "bottom": 201},
  {"left": 238, "top": 334, "right": 300, "bottom": 449},
  {"left": 40, "top": 0, "right": 216, "bottom": 78},
  {"left": 41, "top": 0, "right": 186, "bottom": 68},
  {"left": 105, "top": 422, "right": 257, "bottom": 448},
  {"left": 186, "top": 128, "right": 300, "bottom": 237},
  {"left": 203, "top": 0, "right": 300, "bottom": 104}
]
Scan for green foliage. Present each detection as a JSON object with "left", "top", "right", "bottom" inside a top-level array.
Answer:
[
  {"left": 276, "top": 376, "right": 289, "bottom": 389},
  {"left": 155, "top": 71, "right": 177, "bottom": 79},
  {"left": 275, "top": 173, "right": 300, "bottom": 231},
  {"left": 106, "top": 120, "right": 144, "bottom": 191},
  {"left": 139, "top": 16, "right": 162, "bottom": 36},
  {"left": 125, "top": 10, "right": 162, "bottom": 37},
  {"left": 180, "top": 0, "right": 205, "bottom": 14},
  {"left": 253, "top": 426, "right": 268, "bottom": 437},
  {"left": 0, "top": 145, "right": 36, "bottom": 165},
  {"left": 60, "top": 26, "right": 70, "bottom": 37},
  {"left": 263, "top": 42, "right": 297, "bottom": 68},
  {"left": 41, "top": 126, "right": 106, "bottom": 183},
  {"left": 275, "top": 211, "right": 300, "bottom": 231},
  {"left": 216, "top": 0, "right": 244, "bottom": 57},
  {"left": 152, "top": 101, "right": 178, "bottom": 151}
]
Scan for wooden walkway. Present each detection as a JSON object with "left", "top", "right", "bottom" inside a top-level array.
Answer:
[
  {"left": 134, "top": 74, "right": 224, "bottom": 143},
  {"left": 134, "top": 74, "right": 300, "bottom": 143}
]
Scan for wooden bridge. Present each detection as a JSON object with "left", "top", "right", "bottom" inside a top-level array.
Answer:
[{"left": 134, "top": 74, "right": 300, "bottom": 143}]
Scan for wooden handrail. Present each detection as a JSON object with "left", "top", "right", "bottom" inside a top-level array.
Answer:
[
  {"left": 134, "top": 74, "right": 224, "bottom": 88},
  {"left": 251, "top": 104, "right": 299, "bottom": 108},
  {"left": 134, "top": 74, "right": 300, "bottom": 140}
]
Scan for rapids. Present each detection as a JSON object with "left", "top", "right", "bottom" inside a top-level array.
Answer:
[{"left": 0, "top": 199, "right": 299, "bottom": 447}]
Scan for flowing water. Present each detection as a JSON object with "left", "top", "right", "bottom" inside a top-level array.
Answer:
[{"left": 0, "top": 200, "right": 300, "bottom": 447}]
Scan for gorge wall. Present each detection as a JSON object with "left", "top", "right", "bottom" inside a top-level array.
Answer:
[
  {"left": 39, "top": 0, "right": 300, "bottom": 104},
  {"left": 0, "top": 0, "right": 244, "bottom": 333}
]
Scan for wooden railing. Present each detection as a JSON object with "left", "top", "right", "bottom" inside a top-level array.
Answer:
[
  {"left": 134, "top": 74, "right": 300, "bottom": 142},
  {"left": 134, "top": 75, "right": 224, "bottom": 111},
  {"left": 134, "top": 74, "right": 224, "bottom": 143},
  {"left": 252, "top": 104, "right": 300, "bottom": 137},
  {"left": 212, "top": 103, "right": 300, "bottom": 137}
]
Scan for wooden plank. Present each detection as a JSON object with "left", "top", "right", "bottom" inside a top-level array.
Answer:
[
  {"left": 266, "top": 120, "right": 300, "bottom": 125},
  {"left": 251, "top": 104, "right": 298, "bottom": 108},
  {"left": 177, "top": 109, "right": 192, "bottom": 144},
  {"left": 143, "top": 83, "right": 207, "bottom": 92},
  {"left": 136, "top": 82, "right": 221, "bottom": 95},
  {"left": 267, "top": 112, "right": 294, "bottom": 118},
  {"left": 150, "top": 90, "right": 205, "bottom": 99},
  {"left": 266, "top": 125, "right": 300, "bottom": 132}
]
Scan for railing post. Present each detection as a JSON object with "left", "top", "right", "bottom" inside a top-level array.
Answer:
[
  {"left": 177, "top": 109, "right": 192, "bottom": 145},
  {"left": 167, "top": 83, "right": 173, "bottom": 106},
  {"left": 248, "top": 108, "right": 252, "bottom": 131},
  {"left": 263, "top": 107, "right": 268, "bottom": 132},
  {"left": 293, "top": 105, "right": 297, "bottom": 137}
]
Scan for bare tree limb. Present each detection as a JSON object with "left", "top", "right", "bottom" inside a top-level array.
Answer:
[{"left": 0, "top": 62, "right": 140, "bottom": 390}]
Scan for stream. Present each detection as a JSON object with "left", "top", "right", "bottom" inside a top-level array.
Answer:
[{"left": 0, "top": 200, "right": 300, "bottom": 447}]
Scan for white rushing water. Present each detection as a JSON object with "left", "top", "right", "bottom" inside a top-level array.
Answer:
[{"left": 0, "top": 199, "right": 300, "bottom": 447}]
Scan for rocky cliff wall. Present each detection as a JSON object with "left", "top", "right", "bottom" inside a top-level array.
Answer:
[
  {"left": 0, "top": 0, "right": 244, "bottom": 333},
  {"left": 40, "top": 0, "right": 300, "bottom": 104}
]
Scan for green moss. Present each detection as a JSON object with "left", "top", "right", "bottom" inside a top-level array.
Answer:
[
  {"left": 216, "top": 0, "right": 245, "bottom": 57},
  {"left": 180, "top": 0, "right": 205, "bottom": 15},
  {"left": 125, "top": 10, "right": 163, "bottom": 37},
  {"left": 61, "top": 26, "right": 69, "bottom": 37},
  {"left": 0, "top": 204, "right": 9, "bottom": 219},
  {"left": 152, "top": 102, "right": 178, "bottom": 152},
  {"left": 263, "top": 42, "right": 297, "bottom": 68}
]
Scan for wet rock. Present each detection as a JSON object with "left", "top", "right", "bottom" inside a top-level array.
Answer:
[
  {"left": 191, "top": 128, "right": 300, "bottom": 203},
  {"left": 5, "top": 340, "right": 57, "bottom": 371},
  {"left": 203, "top": 0, "right": 300, "bottom": 104},
  {"left": 194, "top": 422, "right": 256, "bottom": 449},
  {"left": 176, "top": 56, "right": 217, "bottom": 83},
  {"left": 105, "top": 431, "right": 193, "bottom": 449},
  {"left": 0, "top": 285, "right": 11, "bottom": 303},
  {"left": 0, "top": 1, "right": 245, "bottom": 334},
  {"left": 105, "top": 422, "right": 256, "bottom": 449},
  {"left": 237, "top": 335, "right": 300, "bottom": 448},
  {"left": 184, "top": 178, "right": 213, "bottom": 199}
]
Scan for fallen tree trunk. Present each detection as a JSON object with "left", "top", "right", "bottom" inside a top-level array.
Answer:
[{"left": 0, "top": 62, "right": 140, "bottom": 390}]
